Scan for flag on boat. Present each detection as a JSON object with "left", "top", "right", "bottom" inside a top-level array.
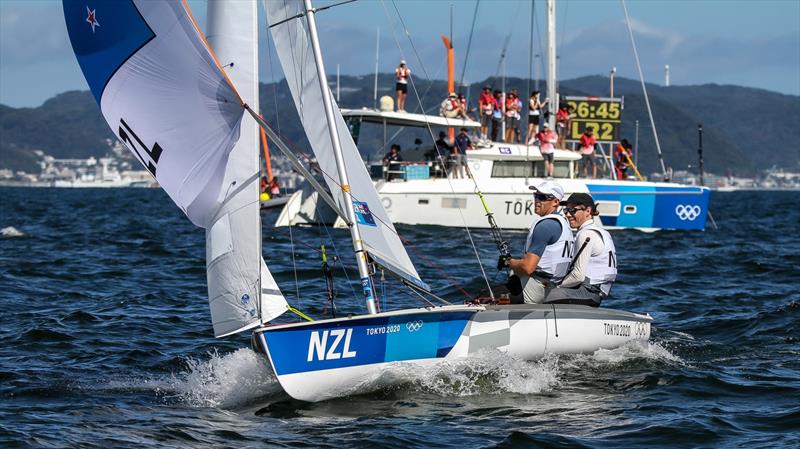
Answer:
[
  {"left": 266, "top": 0, "right": 429, "bottom": 291},
  {"left": 63, "top": 0, "right": 288, "bottom": 337}
]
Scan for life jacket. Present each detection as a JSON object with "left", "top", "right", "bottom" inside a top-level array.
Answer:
[
  {"left": 505, "top": 97, "right": 517, "bottom": 117},
  {"left": 396, "top": 67, "right": 409, "bottom": 84},
  {"left": 537, "top": 130, "right": 557, "bottom": 153},
  {"left": 556, "top": 109, "right": 569, "bottom": 123},
  {"left": 576, "top": 222, "right": 617, "bottom": 296},
  {"left": 479, "top": 93, "right": 495, "bottom": 114},
  {"left": 579, "top": 134, "right": 596, "bottom": 154},
  {"left": 523, "top": 214, "right": 574, "bottom": 283}
]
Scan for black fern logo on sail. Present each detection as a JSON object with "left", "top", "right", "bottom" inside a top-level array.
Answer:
[{"left": 118, "top": 118, "right": 163, "bottom": 176}]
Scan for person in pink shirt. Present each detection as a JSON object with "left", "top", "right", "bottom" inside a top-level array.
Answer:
[
  {"left": 535, "top": 122, "right": 558, "bottom": 178},
  {"left": 578, "top": 128, "right": 598, "bottom": 178}
]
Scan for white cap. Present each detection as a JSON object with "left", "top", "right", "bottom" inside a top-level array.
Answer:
[
  {"left": 528, "top": 180, "right": 565, "bottom": 200},
  {"left": 542, "top": 122, "right": 550, "bottom": 128},
  {"left": 400, "top": 60, "right": 406, "bottom": 65}
]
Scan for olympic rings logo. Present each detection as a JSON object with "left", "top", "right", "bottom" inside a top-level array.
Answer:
[
  {"left": 634, "top": 322, "right": 649, "bottom": 337},
  {"left": 675, "top": 205, "right": 701, "bottom": 221},
  {"left": 406, "top": 320, "right": 424, "bottom": 332}
]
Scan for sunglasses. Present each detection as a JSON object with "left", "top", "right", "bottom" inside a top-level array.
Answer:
[
  {"left": 534, "top": 193, "right": 556, "bottom": 202},
  {"left": 563, "top": 206, "right": 587, "bottom": 216}
]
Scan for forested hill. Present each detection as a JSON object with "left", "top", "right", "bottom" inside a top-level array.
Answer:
[{"left": 1, "top": 75, "right": 798, "bottom": 175}]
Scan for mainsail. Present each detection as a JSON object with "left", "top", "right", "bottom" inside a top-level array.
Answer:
[
  {"left": 206, "top": 0, "right": 287, "bottom": 336},
  {"left": 63, "top": 0, "right": 287, "bottom": 337},
  {"left": 266, "top": 0, "right": 429, "bottom": 291}
]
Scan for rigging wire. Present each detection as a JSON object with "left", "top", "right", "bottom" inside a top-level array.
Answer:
[
  {"left": 457, "top": 0, "right": 481, "bottom": 90},
  {"left": 382, "top": 0, "right": 495, "bottom": 299},
  {"left": 556, "top": 0, "right": 569, "bottom": 94},
  {"left": 264, "top": 3, "right": 485, "bottom": 306},
  {"left": 621, "top": 0, "right": 668, "bottom": 178},
  {"left": 263, "top": 8, "right": 302, "bottom": 304}
]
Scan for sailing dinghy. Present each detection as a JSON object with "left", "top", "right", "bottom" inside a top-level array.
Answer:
[{"left": 64, "top": 0, "right": 651, "bottom": 403}]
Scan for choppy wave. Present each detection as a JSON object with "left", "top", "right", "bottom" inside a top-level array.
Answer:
[
  {"left": 1, "top": 188, "right": 799, "bottom": 448},
  {"left": 0, "top": 226, "right": 24, "bottom": 238}
]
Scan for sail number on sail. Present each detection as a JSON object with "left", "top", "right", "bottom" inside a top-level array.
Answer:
[{"left": 118, "top": 118, "right": 163, "bottom": 176}]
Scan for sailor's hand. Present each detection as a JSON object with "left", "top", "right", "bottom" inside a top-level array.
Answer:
[{"left": 497, "top": 255, "right": 511, "bottom": 270}]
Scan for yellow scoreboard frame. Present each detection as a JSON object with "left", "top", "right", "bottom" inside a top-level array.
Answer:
[{"left": 563, "top": 96, "right": 623, "bottom": 143}]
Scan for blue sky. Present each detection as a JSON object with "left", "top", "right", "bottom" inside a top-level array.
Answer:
[{"left": 1, "top": 0, "right": 798, "bottom": 108}]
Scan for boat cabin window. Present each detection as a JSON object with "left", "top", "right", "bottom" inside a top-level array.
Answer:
[
  {"left": 491, "top": 161, "right": 534, "bottom": 178},
  {"left": 491, "top": 161, "right": 572, "bottom": 178}
]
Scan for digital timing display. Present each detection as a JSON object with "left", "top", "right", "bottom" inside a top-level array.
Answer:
[{"left": 564, "top": 96, "right": 623, "bottom": 142}]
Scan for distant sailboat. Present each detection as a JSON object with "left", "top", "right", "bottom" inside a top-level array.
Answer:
[{"left": 64, "top": 0, "right": 652, "bottom": 403}]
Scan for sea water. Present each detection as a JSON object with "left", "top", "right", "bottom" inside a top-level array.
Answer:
[{"left": 0, "top": 187, "right": 798, "bottom": 448}]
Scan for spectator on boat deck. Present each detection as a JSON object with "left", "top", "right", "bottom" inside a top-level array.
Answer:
[
  {"left": 452, "top": 127, "right": 473, "bottom": 179},
  {"left": 440, "top": 92, "right": 466, "bottom": 119},
  {"left": 432, "top": 131, "right": 453, "bottom": 175},
  {"left": 490, "top": 90, "right": 503, "bottom": 142},
  {"left": 556, "top": 103, "right": 572, "bottom": 149},
  {"left": 382, "top": 144, "right": 403, "bottom": 180},
  {"left": 478, "top": 86, "right": 495, "bottom": 140},
  {"left": 269, "top": 178, "right": 281, "bottom": 197},
  {"left": 578, "top": 128, "right": 598, "bottom": 178},
  {"left": 260, "top": 176, "right": 268, "bottom": 193},
  {"left": 457, "top": 93, "right": 473, "bottom": 120},
  {"left": 614, "top": 139, "right": 633, "bottom": 180},
  {"left": 545, "top": 193, "right": 617, "bottom": 307},
  {"left": 395, "top": 60, "right": 410, "bottom": 112},
  {"left": 527, "top": 90, "right": 549, "bottom": 144},
  {"left": 534, "top": 122, "right": 558, "bottom": 178},
  {"left": 498, "top": 180, "right": 574, "bottom": 304},
  {"left": 504, "top": 90, "right": 521, "bottom": 143},
  {"left": 513, "top": 89, "right": 524, "bottom": 143}
]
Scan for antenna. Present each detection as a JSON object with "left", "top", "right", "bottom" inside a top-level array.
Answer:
[
  {"left": 610, "top": 66, "right": 617, "bottom": 98},
  {"left": 665, "top": 64, "right": 670, "bottom": 87}
]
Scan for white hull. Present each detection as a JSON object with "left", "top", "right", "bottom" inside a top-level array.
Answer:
[
  {"left": 253, "top": 304, "right": 651, "bottom": 402},
  {"left": 276, "top": 141, "right": 711, "bottom": 231}
]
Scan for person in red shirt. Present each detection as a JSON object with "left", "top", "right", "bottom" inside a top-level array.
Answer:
[
  {"left": 535, "top": 122, "right": 559, "bottom": 178},
  {"left": 555, "top": 104, "right": 572, "bottom": 149},
  {"left": 504, "top": 90, "right": 521, "bottom": 143},
  {"left": 478, "top": 86, "right": 495, "bottom": 140},
  {"left": 578, "top": 128, "right": 598, "bottom": 178},
  {"left": 395, "top": 60, "right": 410, "bottom": 112}
]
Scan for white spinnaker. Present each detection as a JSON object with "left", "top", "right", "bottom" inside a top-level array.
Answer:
[
  {"left": 71, "top": 0, "right": 244, "bottom": 227},
  {"left": 265, "top": 0, "right": 428, "bottom": 290},
  {"left": 206, "top": 0, "right": 287, "bottom": 337},
  {"left": 64, "top": 0, "right": 286, "bottom": 336}
]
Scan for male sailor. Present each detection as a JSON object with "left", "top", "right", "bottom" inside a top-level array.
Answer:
[
  {"left": 498, "top": 180, "right": 574, "bottom": 303},
  {"left": 545, "top": 193, "right": 617, "bottom": 307}
]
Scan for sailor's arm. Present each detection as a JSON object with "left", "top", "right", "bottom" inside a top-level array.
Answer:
[
  {"left": 560, "top": 234, "right": 592, "bottom": 287},
  {"left": 561, "top": 235, "right": 603, "bottom": 287},
  {"left": 509, "top": 253, "right": 540, "bottom": 277}
]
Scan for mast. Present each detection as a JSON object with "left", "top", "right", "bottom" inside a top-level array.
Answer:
[
  {"left": 303, "top": 0, "right": 379, "bottom": 315},
  {"left": 546, "top": 0, "right": 556, "bottom": 129},
  {"left": 373, "top": 27, "right": 379, "bottom": 109}
]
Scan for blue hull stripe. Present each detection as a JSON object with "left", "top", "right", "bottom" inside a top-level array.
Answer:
[
  {"left": 263, "top": 311, "right": 473, "bottom": 375},
  {"left": 587, "top": 184, "right": 710, "bottom": 230}
]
